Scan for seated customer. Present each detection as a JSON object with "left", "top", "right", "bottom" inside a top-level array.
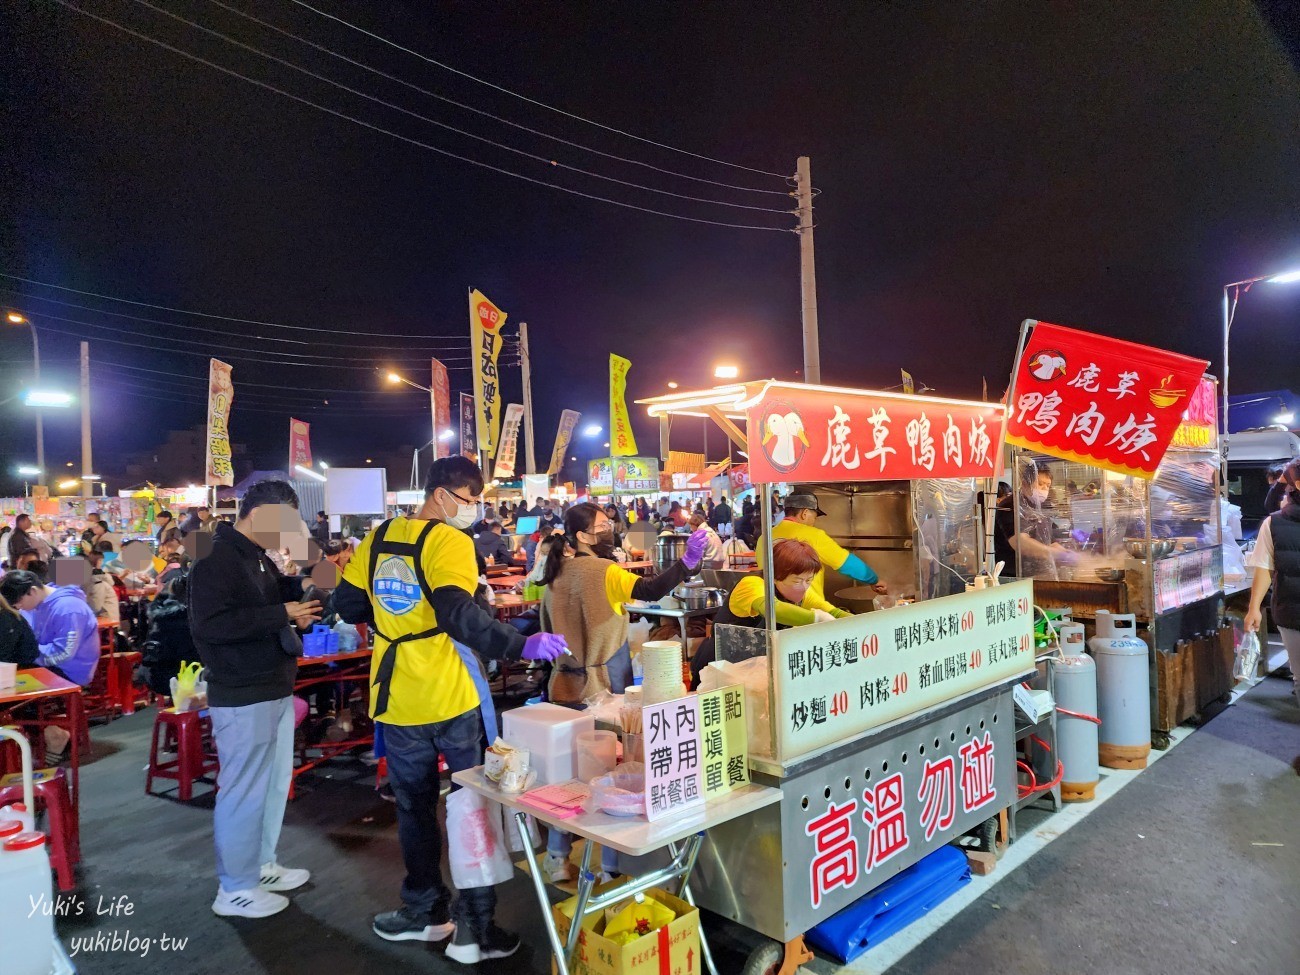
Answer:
[
  {"left": 0, "top": 569, "right": 101, "bottom": 687},
  {"left": 473, "top": 520, "right": 514, "bottom": 566},
  {"left": 84, "top": 551, "right": 122, "bottom": 625},
  {"left": 0, "top": 588, "right": 39, "bottom": 668},
  {"left": 691, "top": 539, "right": 850, "bottom": 688},
  {"left": 138, "top": 573, "right": 196, "bottom": 697}
]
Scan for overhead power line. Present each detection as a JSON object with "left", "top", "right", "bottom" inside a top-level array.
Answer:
[
  {"left": 17, "top": 310, "right": 470, "bottom": 364},
  {"left": 289, "top": 0, "right": 789, "bottom": 180},
  {"left": 94, "top": 381, "right": 432, "bottom": 416},
  {"left": 207, "top": 0, "right": 790, "bottom": 197},
  {"left": 0, "top": 288, "right": 468, "bottom": 351},
  {"left": 29, "top": 319, "right": 473, "bottom": 370},
  {"left": 52, "top": 1, "right": 794, "bottom": 233},
  {"left": 135, "top": 0, "right": 790, "bottom": 215},
  {"left": 0, "top": 272, "right": 469, "bottom": 340}
]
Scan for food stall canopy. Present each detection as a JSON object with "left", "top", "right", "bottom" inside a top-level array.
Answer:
[{"left": 639, "top": 381, "right": 1005, "bottom": 484}]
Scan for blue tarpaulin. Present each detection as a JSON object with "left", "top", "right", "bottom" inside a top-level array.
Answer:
[{"left": 805, "top": 845, "right": 972, "bottom": 964}]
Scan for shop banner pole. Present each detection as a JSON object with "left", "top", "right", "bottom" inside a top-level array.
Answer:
[{"left": 992, "top": 319, "right": 1035, "bottom": 577}]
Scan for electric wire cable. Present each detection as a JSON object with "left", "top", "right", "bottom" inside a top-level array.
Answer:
[
  {"left": 89, "top": 359, "right": 444, "bottom": 392},
  {"left": 136, "top": 0, "right": 793, "bottom": 214},
  {"left": 207, "top": 0, "right": 791, "bottom": 197},
  {"left": 50, "top": 1, "right": 793, "bottom": 233},
  {"left": 289, "top": 0, "right": 788, "bottom": 180},
  {"left": 0, "top": 288, "right": 469, "bottom": 351},
  {"left": 15, "top": 310, "right": 470, "bottom": 364},
  {"left": 0, "top": 271, "right": 469, "bottom": 339},
  {"left": 28, "top": 321, "right": 465, "bottom": 370}
]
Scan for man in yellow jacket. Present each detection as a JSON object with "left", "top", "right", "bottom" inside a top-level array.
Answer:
[
  {"left": 335, "top": 456, "right": 567, "bottom": 964},
  {"left": 757, "top": 492, "right": 887, "bottom": 607}
]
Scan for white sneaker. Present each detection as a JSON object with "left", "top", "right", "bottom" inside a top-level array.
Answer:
[
  {"left": 542, "top": 852, "right": 575, "bottom": 883},
  {"left": 212, "top": 887, "right": 289, "bottom": 918},
  {"left": 260, "top": 861, "right": 310, "bottom": 892}
]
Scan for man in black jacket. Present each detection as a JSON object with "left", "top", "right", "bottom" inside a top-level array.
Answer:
[{"left": 189, "top": 480, "right": 321, "bottom": 920}]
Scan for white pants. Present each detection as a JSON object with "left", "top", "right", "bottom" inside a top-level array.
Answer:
[{"left": 211, "top": 697, "right": 294, "bottom": 892}]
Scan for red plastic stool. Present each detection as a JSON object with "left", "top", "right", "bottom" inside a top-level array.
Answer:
[
  {"left": 0, "top": 767, "right": 79, "bottom": 891},
  {"left": 146, "top": 708, "right": 219, "bottom": 801}
]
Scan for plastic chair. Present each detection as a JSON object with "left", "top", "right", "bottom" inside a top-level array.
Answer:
[
  {"left": 0, "top": 767, "right": 79, "bottom": 891},
  {"left": 145, "top": 707, "right": 219, "bottom": 801}
]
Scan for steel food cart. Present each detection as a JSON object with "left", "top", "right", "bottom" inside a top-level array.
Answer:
[{"left": 638, "top": 381, "right": 1037, "bottom": 972}]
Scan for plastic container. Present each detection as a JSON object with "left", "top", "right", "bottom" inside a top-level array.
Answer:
[
  {"left": 0, "top": 830, "right": 55, "bottom": 975},
  {"left": 501, "top": 703, "right": 595, "bottom": 785},
  {"left": 576, "top": 730, "right": 618, "bottom": 781},
  {"left": 302, "top": 625, "right": 340, "bottom": 658},
  {"left": 586, "top": 763, "right": 646, "bottom": 817},
  {"left": 0, "top": 802, "right": 34, "bottom": 833}
]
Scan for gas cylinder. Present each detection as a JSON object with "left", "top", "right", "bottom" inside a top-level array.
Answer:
[
  {"left": 1089, "top": 611, "right": 1151, "bottom": 769},
  {"left": 1050, "top": 623, "right": 1099, "bottom": 800}
]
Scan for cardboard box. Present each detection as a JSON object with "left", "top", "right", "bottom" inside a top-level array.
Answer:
[{"left": 553, "top": 884, "right": 701, "bottom": 975}]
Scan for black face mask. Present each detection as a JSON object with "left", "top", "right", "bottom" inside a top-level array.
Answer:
[{"left": 589, "top": 531, "right": 617, "bottom": 560}]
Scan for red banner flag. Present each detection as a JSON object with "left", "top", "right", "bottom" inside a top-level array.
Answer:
[
  {"left": 1006, "top": 321, "right": 1209, "bottom": 478},
  {"left": 289, "top": 418, "right": 312, "bottom": 468},
  {"left": 431, "top": 359, "right": 451, "bottom": 458}
]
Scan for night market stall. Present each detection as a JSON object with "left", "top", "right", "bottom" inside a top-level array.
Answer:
[
  {"left": 998, "top": 321, "right": 1230, "bottom": 744},
  {"left": 636, "top": 380, "right": 1038, "bottom": 971}
]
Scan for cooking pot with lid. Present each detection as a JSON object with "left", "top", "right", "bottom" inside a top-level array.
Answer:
[{"left": 672, "top": 584, "right": 725, "bottom": 610}]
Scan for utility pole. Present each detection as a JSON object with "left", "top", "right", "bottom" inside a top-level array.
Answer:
[
  {"left": 31, "top": 325, "right": 45, "bottom": 485},
  {"left": 519, "top": 322, "right": 537, "bottom": 475},
  {"left": 80, "top": 342, "right": 92, "bottom": 496},
  {"left": 795, "top": 155, "right": 820, "bottom": 384}
]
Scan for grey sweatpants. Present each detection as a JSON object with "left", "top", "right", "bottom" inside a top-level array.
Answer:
[{"left": 211, "top": 697, "right": 295, "bottom": 892}]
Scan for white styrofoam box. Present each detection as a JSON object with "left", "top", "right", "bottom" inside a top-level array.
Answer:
[{"left": 501, "top": 703, "right": 595, "bottom": 786}]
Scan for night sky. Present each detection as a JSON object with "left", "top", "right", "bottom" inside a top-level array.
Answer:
[{"left": 2, "top": 0, "right": 1298, "bottom": 494}]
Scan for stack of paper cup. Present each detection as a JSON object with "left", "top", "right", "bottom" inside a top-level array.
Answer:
[{"left": 641, "top": 641, "right": 684, "bottom": 705}]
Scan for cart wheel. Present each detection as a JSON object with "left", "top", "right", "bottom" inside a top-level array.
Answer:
[
  {"left": 742, "top": 941, "right": 786, "bottom": 975},
  {"left": 1152, "top": 731, "right": 1171, "bottom": 751}
]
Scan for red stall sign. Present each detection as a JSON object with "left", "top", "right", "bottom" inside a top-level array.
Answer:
[
  {"left": 1006, "top": 321, "right": 1209, "bottom": 478},
  {"left": 743, "top": 382, "right": 1004, "bottom": 485}
]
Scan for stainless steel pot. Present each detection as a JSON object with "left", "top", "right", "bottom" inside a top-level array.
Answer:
[
  {"left": 655, "top": 533, "right": 687, "bottom": 571},
  {"left": 672, "top": 585, "right": 725, "bottom": 610}
]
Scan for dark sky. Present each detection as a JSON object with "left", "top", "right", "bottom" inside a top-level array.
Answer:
[{"left": 2, "top": 0, "right": 1298, "bottom": 494}]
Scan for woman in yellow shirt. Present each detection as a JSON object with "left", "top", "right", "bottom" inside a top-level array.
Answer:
[{"left": 691, "top": 538, "right": 850, "bottom": 688}]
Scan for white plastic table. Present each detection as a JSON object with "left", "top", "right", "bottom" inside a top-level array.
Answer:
[{"left": 452, "top": 767, "right": 781, "bottom": 975}]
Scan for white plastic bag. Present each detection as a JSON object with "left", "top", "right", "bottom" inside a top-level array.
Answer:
[
  {"left": 1234, "top": 630, "right": 1261, "bottom": 681},
  {"left": 445, "top": 788, "right": 515, "bottom": 889}
]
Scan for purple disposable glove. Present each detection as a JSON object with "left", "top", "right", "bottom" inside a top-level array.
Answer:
[
  {"left": 682, "top": 528, "right": 709, "bottom": 569},
  {"left": 522, "top": 632, "right": 569, "bottom": 662}
]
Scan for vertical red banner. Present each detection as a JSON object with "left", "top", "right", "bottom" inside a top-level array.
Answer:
[
  {"left": 289, "top": 418, "right": 312, "bottom": 467},
  {"left": 431, "top": 358, "right": 451, "bottom": 458}
]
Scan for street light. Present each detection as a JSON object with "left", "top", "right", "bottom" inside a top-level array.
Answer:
[
  {"left": 714, "top": 364, "right": 739, "bottom": 380},
  {"left": 24, "top": 389, "right": 74, "bottom": 408},
  {"left": 384, "top": 371, "right": 439, "bottom": 449},
  {"left": 438, "top": 430, "right": 455, "bottom": 441},
  {"left": 16, "top": 466, "right": 41, "bottom": 476},
  {"left": 6, "top": 310, "right": 45, "bottom": 484},
  {"left": 582, "top": 424, "right": 603, "bottom": 437},
  {"left": 1222, "top": 267, "right": 1300, "bottom": 485},
  {"left": 57, "top": 479, "right": 78, "bottom": 490}
]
